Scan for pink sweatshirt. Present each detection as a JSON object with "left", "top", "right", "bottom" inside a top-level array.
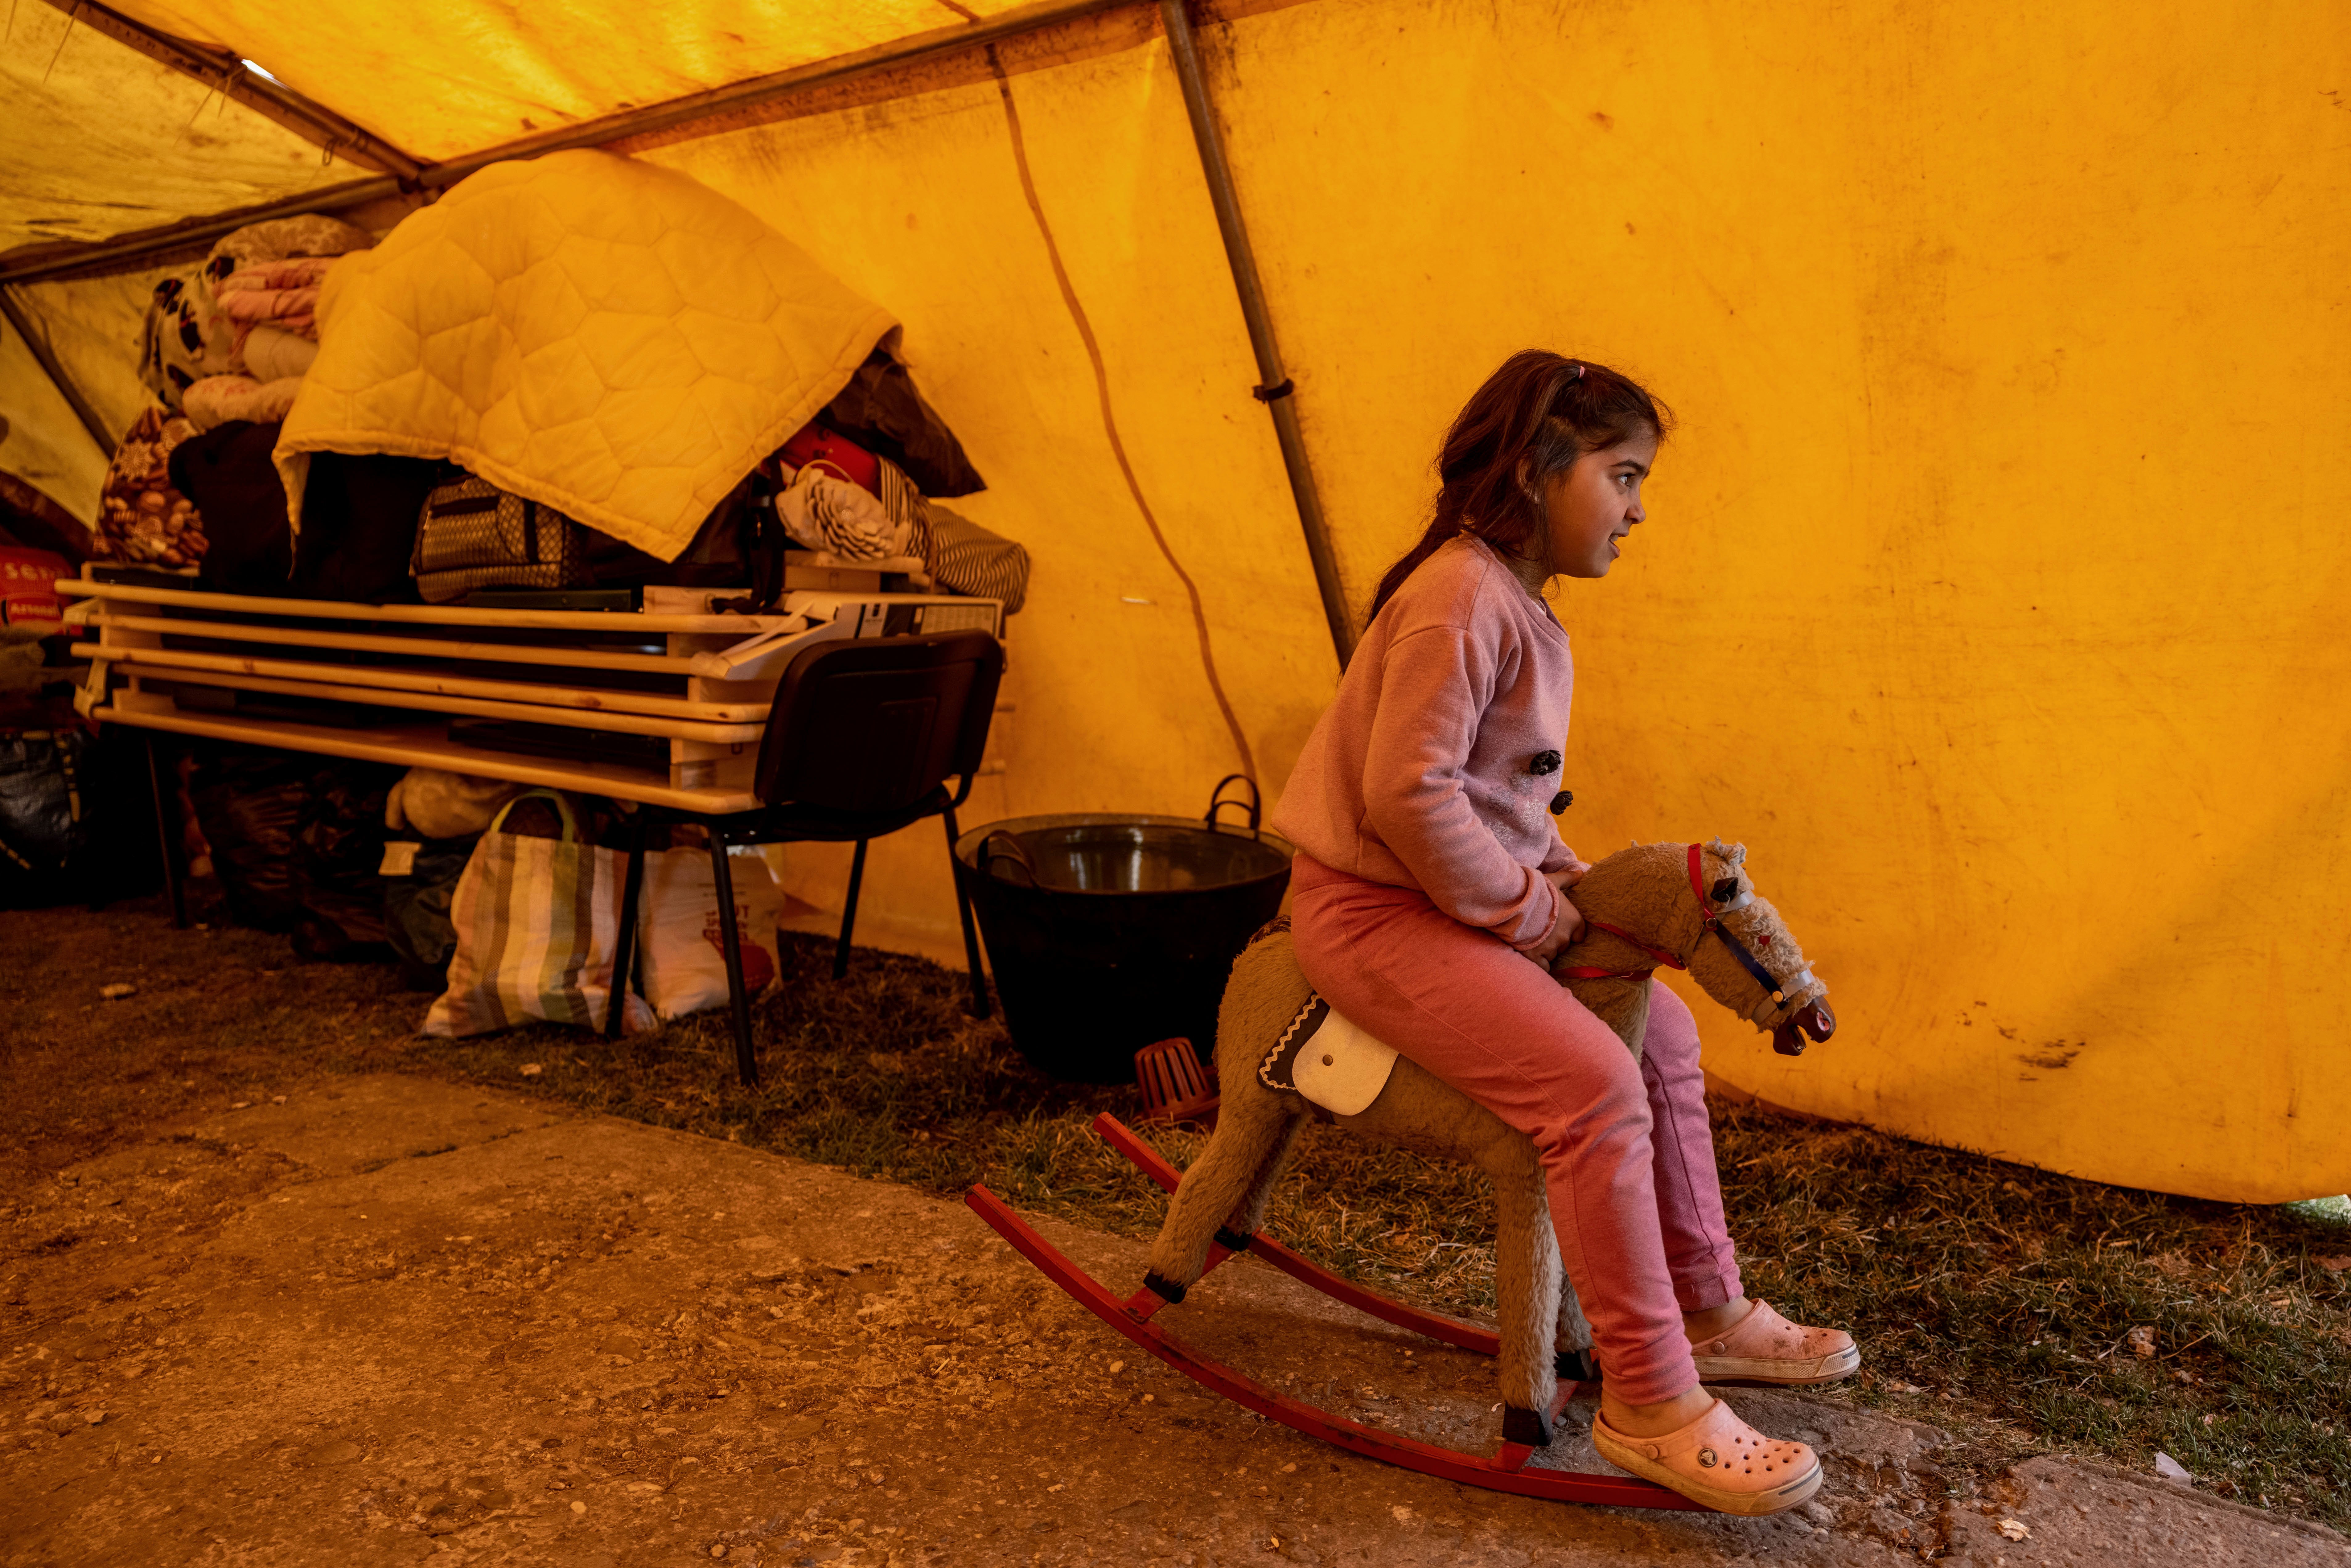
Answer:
[{"left": 1272, "top": 536, "right": 1576, "bottom": 950}]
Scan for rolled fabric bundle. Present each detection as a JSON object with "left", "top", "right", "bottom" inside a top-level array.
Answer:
[
  {"left": 772, "top": 459, "right": 911, "bottom": 560},
  {"left": 183, "top": 375, "right": 303, "bottom": 433}
]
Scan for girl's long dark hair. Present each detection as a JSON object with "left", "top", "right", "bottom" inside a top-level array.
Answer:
[{"left": 1367, "top": 351, "right": 1672, "bottom": 622}]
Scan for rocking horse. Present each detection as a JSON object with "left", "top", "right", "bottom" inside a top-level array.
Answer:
[{"left": 965, "top": 836, "right": 1836, "bottom": 1510}]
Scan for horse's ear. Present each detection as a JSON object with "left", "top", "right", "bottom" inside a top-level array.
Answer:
[{"left": 1710, "top": 877, "right": 1741, "bottom": 903}]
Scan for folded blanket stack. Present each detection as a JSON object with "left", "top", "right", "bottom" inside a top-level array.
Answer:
[{"left": 140, "top": 215, "right": 373, "bottom": 435}]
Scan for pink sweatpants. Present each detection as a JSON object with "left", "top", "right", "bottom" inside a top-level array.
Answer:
[{"left": 1289, "top": 854, "right": 1743, "bottom": 1404}]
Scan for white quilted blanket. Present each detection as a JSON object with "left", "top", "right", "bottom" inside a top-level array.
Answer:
[{"left": 275, "top": 150, "right": 896, "bottom": 560}]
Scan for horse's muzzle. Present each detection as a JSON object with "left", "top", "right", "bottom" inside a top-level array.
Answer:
[{"left": 1770, "top": 998, "right": 1836, "bottom": 1057}]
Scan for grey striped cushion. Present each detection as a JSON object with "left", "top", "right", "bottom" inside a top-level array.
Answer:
[{"left": 920, "top": 499, "right": 1030, "bottom": 614}]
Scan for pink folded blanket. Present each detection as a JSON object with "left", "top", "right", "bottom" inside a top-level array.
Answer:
[
  {"left": 216, "top": 286, "right": 319, "bottom": 339},
  {"left": 216, "top": 256, "right": 338, "bottom": 293},
  {"left": 215, "top": 258, "right": 339, "bottom": 344}
]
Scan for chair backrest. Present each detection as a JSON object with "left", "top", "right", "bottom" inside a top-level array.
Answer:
[{"left": 754, "top": 629, "right": 1005, "bottom": 812}]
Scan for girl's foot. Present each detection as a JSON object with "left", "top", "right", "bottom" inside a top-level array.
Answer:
[
  {"left": 1688, "top": 1299, "right": 1860, "bottom": 1386},
  {"left": 1591, "top": 1397, "right": 1822, "bottom": 1516}
]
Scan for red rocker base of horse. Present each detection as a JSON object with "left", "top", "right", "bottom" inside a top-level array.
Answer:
[{"left": 962, "top": 1113, "right": 1701, "bottom": 1511}]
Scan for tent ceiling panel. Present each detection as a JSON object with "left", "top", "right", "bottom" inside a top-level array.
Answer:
[
  {"left": 1208, "top": 0, "right": 2350, "bottom": 1203},
  {"left": 0, "top": 3, "right": 347, "bottom": 251},
  {"left": 105, "top": 0, "right": 1040, "bottom": 162}
]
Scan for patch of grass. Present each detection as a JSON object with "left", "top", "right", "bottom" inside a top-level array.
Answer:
[
  {"left": 401, "top": 931, "right": 2351, "bottom": 1532},
  {"left": 1714, "top": 1110, "right": 2351, "bottom": 1522}
]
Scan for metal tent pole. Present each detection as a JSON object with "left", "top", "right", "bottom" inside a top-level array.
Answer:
[{"left": 1157, "top": 0, "right": 1354, "bottom": 668}]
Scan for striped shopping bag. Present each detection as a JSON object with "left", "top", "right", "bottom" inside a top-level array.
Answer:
[{"left": 422, "top": 790, "right": 654, "bottom": 1037}]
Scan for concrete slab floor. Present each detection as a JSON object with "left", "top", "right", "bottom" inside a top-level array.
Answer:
[{"left": 3, "top": 1076, "right": 2342, "bottom": 1567}]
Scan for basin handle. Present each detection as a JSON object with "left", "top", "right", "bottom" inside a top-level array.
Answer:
[
  {"left": 979, "top": 829, "right": 1040, "bottom": 886},
  {"left": 1205, "top": 773, "right": 1262, "bottom": 833}
]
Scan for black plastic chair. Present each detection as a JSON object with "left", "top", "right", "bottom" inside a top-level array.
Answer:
[{"left": 605, "top": 628, "right": 1005, "bottom": 1086}]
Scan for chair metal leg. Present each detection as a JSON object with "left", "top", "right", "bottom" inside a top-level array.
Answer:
[
  {"left": 708, "top": 831, "right": 759, "bottom": 1088},
  {"left": 145, "top": 735, "right": 186, "bottom": 930},
  {"left": 834, "top": 838, "right": 868, "bottom": 980},
  {"left": 606, "top": 812, "right": 647, "bottom": 1039},
  {"left": 943, "top": 805, "right": 990, "bottom": 1018}
]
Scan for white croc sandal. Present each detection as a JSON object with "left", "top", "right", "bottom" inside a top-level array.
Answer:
[
  {"left": 1689, "top": 1298, "right": 1861, "bottom": 1386},
  {"left": 1590, "top": 1398, "right": 1823, "bottom": 1517}
]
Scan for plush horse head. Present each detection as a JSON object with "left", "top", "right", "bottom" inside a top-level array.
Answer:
[{"left": 1555, "top": 837, "right": 1836, "bottom": 1058}]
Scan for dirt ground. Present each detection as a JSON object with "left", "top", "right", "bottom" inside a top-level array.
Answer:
[{"left": 5, "top": 1062, "right": 2345, "bottom": 1567}]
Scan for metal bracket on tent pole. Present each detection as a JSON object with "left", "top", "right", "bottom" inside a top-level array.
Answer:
[
  {"left": 0, "top": 287, "right": 116, "bottom": 457},
  {"left": 1158, "top": 0, "right": 1357, "bottom": 669}
]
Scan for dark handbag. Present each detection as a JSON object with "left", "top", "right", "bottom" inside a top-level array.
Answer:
[{"left": 411, "top": 475, "right": 590, "bottom": 603}]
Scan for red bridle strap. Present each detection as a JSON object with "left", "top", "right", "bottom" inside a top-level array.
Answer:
[
  {"left": 1686, "top": 841, "right": 1720, "bottom": 929},
  {"left": 1556, "top": 844, "right": 1712, "bottom": 982}
]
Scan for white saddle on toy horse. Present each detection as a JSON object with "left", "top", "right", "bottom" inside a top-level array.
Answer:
[{"left": 1144, "top": 836, "right": 1836, "bottom": 1448}]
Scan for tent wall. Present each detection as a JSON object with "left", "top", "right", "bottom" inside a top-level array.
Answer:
[
  {"left": 5, "top": 271, "right": 179, "bottom": 441},
  {"left": 1214, "top": 0, "right": 2350, "bottom": 1205},
  {"left": 661, "top": 0, "right": 2347, "bottom": 1204},
  {"left": 2, "top": 0, "right": 2341, "bottom": 1203},
  {"left": 0, "top": 315, "right": 111, "bottom": 523}
]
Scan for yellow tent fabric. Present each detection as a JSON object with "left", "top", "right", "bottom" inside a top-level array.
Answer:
[
  {"left": 277, "top": 150, "right": 897, "bottom": 557},
  {"left": 102, "top": 0, "right": 1038, "bottom": 160},
  {"left": 1, "top": 0, "right": 2343, "bottom": 1205},
  {"left": 0, "top": 2, "right": 344, "bottom": 252},
  {"left": 0, "top": 316, "right": 110, "bottom": 522}
]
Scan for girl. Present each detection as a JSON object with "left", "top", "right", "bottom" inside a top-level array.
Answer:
[{"left": 1270, "top": 351, "right": 1857, "bottom": 1517}]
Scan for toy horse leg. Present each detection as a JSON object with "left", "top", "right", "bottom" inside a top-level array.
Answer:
[
  {"left": 1487, "top": 1146, "right": 1562, "bottom": 1442},
  {"left": 1543, "top": 1215, "right": 1600, "bottom": 1382},
  {"left": 1220, "top": 1111, "right": 1308, "bottom": 1242},
  {"left": 1143, "top": 1083, "right": 1302, "bottom": 1302}
]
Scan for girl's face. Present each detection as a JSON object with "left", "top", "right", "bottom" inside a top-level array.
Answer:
[{"left": 1538, "top": 431, "right": 1658, "bottom": 580}]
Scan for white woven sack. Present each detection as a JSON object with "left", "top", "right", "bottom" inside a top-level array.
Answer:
[{"left": 634, "top": 846, "right": 784, "bottom": 1020}]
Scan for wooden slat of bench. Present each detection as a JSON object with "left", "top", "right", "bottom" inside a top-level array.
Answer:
[
  {"left": 91, "top": 704, "right": 761, "bottom": 813},
  {"left": 91, "top": 612, "right": 709, "bottom": 675},
  {"left": 73, "top": 642, "right": 774, "bottom": 722},
  {"left": 127, "top": 667, "right": 767, "bottom": 744},
  {"left": 55, "top": 578, "right": 804, "bottom": 635}
]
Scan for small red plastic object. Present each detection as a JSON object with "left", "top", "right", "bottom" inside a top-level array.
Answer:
[{"left": 1133, "top": 1038, "right": 1219, "bottom": 1129}]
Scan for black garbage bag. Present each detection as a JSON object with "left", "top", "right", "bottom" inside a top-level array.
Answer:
[
  {"left": 384, "top": 836, "right": 476, "bottom": 990},
  {"left": 187, "top": 745, "right": 308, "bottom": 930},
  {"left": 187, "top": 743, "right": 399, "bottom": 958},
  {"left": 292, "top": 760, "right": 398, "bottom": 961},
  {"left": 0, "top": 721, "right": 166, "bottom": 910},
  {"left": 820, "top": 347, "right": 986, "bottom": 498},
  {"left": 0, "top": 726, "right": 91, "bottom": 909}
]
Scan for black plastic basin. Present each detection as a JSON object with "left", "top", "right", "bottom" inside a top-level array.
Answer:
[{"left": 954, "top": 811, "right": 1293, "bottom": 1083}]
